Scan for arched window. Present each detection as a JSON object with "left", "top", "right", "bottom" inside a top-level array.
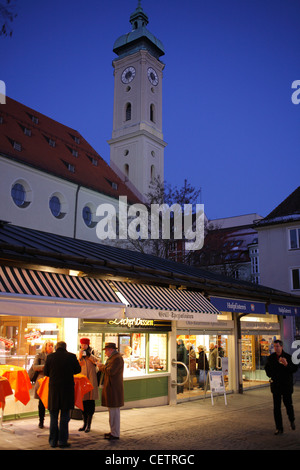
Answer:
[
  {"left": 124, "top": 163, "right": 129, "bottom": 178},
  {"left": 150, "top": 104, "right": 155, "bottom": 122},
  {"left": 125, "top": 103, "right": 131, "bottom": 121},
  {"left": 151, "top": 164, "right": 155, "bottom": 182}
]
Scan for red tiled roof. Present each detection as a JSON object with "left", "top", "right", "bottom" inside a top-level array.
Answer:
[{"left": 0, "top": 97, "right": 140, "bottom": 203}]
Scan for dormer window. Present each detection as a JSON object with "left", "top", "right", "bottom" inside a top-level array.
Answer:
[
  {"left": 66, "top": 145, "right": 78, "bottom": 157},
  {"left": 71, "top": 134, "right": 80, "bottom": 144},
  {"left": 87, "top": 155, "right": 99, "bottom": 166},
  {"left": 24, "top": 127, "right": 31, "bottom": 136},
  {"left": 49, "top": 139, "right": 56, "bottom": 148},
  {"left": 62, "top": 160, "right": 75, "bottom": 172},
  {"left": 31, "top": 115, "right": 39, "bottom": 124},
  {"left": 13, "top": 141, "right": 22, "bottom": 151}
]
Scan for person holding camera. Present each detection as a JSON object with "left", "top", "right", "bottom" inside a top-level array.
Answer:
[
  {"left": 78, "top": 337, "right": 99, "bottom": 432},
  {"left": 265, "top": 339, "right": 298, "bottom": 435}
]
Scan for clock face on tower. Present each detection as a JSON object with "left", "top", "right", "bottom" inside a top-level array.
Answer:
[
  {"left": 121, "top": 66, "right": 136, "bottom": 84},
  {"left": 147, "top": 67, "right": 159, "bottom": 86}
]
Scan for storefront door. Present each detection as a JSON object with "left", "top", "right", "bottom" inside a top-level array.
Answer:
[{"left": 176, "top": 331, "right": 231, "bottom": 401}]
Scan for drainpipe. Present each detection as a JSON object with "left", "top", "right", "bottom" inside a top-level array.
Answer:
[{"left": 73, "top": 185, "right": 81, "bottom": 239}]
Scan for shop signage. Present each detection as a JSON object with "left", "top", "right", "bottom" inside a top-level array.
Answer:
[
  {"left": 108, "top": 318, "right": 154, "bottom": 328},
  {"left": 268, "top": 304, "right": 300, "bottom": 317},
  {"left": 82, "top": 318, "right": 172, "bottom": 331},
  {"left": 241, "top": 321, "right": 280, "bottom": 331},
  {"left": 210, "top": 297, "right": 266, "bottom": 315},
  {"left": 125, "top": 307, "right": 218, "bottom": 322}
]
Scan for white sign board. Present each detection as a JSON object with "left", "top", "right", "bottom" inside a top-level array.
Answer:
[{"left": 208, "top": 370, "right": 227, "bottom": 405}]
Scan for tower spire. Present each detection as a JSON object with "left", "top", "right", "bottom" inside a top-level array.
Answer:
[
  {"left": 130, "top": 0, "right": 149, "bottom": 30},
  {"left": 113, "top": 0, "right": 164, "bottom": 59}
]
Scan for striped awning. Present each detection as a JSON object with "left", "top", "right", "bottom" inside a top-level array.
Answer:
[
  {"left": 0, "top": 266, "right": 125, "bottom": 318},
  {"left": 0, "top": 266, "right": 220, "bottom": 321},
  {"left": 111, "top": 281, "right": 220, "bottom": 321}
]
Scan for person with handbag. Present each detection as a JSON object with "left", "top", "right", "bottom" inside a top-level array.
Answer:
[
  {"left": 78, "top": 337, "right": 99, "bottom": 433},
  {"left": 32, "top": 341, "right": 54, "bottom": 428},
  {"left": 197, "top": 345, "right": 209, "bottom": 389}
]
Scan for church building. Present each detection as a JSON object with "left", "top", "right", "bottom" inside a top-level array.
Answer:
[{"left": 0, "top": 2, "right": 166, "bottom": 243}]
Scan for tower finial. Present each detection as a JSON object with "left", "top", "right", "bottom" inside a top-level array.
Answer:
[{"left": 130, "top": 0, "right": 148, "bottom": 30}]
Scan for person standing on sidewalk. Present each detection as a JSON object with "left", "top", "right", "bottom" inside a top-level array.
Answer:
[
  {"left": 78, "top": 337, "right": 99, "bottom": 433},
  {"left": 265, "top": 339, "right": 298, "bottom": 435},
  {"left": 98, "top": 342, "right": 124, "bottom": 440},
  {"left": 44, "top": 341, "right": 81, "bottom": 448},
  {"left": 32, "top": 340, "right": 54, "bottom": 429}
]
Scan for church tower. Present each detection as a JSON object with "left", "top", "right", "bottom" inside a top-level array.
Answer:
[{"left": 108, "top": 1, "right": 166, "bottom": 201}]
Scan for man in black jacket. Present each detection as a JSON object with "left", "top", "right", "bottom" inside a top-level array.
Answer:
[
  {"left": 44, "top": 341, "right": 81, "bottom": 448},
  {"left": 265, "top": 339, "right": 298, "bottom": 435}
]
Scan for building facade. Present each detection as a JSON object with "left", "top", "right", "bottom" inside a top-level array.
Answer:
[{"left": 255, "top": 186, "right": 300, "bottom": 350}]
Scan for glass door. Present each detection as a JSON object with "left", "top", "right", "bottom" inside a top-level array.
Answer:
[{"left": 176, "top": 332, "right": 230, "bottom": 401}]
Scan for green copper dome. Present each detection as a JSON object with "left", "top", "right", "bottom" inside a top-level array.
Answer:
[{"left": 113, "top": 1, "right": 165, "bottom": 59}]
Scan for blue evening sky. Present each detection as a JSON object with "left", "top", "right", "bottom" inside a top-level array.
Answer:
[{"left": 1, "top": 0, "right": 300, "bottom": 220}]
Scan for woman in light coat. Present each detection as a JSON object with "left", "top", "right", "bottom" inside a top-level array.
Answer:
[
  {"left": 78, "top": 338, "right": 99, "bottom": 432},
  {"left": 33, "top": 341, "right": 54, "bottom": 428}
]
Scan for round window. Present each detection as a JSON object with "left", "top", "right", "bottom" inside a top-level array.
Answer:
[
  {"left": 11, "top": 182, "right": 26, "bottom": 207},
  {"left": 82, "top": 206, "right": 92, "bottom": 227},
  {"left": 49, "top": 195, "right": 61, "bottom": 218}
]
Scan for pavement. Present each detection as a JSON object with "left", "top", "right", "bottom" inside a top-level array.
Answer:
[{"left": 1, "top": 385, "right": 300, "bottom": 456}]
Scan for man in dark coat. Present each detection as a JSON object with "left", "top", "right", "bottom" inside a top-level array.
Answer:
[
  {"left": 265, "top": 339, "right": 298, "bottom": 435},
  {"left": 98, "top": 342, "right": 124, "bottom": 440},
  {"left": 44, "top": 341, "right": 81, "bottom": 448}
]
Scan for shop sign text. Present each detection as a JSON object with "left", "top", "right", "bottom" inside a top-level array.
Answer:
[{"left": 109, "top": 318, "right": 154, "bottom": 328}]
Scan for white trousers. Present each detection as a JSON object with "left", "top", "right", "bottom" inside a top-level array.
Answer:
[{"left": 109, "top": 407, "right": 120, "bottom": 437}]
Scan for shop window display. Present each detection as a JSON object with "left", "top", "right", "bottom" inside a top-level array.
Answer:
[
  {"left": 78, "top": 331, "right": 168, "bottom": 377},
  {"left": 0, "top": 315, "right": 64, "bottom": 416},
  {"left": 149, "top": 334, "right": 167, "bottom": 372},
  {"left": 0, "top": 315, "right": 63, "bottom": 369},
  {"left": 242, "top": 334, "right": 279, "bottom": 386}
]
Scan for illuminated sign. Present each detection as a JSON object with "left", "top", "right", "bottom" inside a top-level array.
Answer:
[{"left": 109, "top": 318, "right": 154, "bottom": 328}]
